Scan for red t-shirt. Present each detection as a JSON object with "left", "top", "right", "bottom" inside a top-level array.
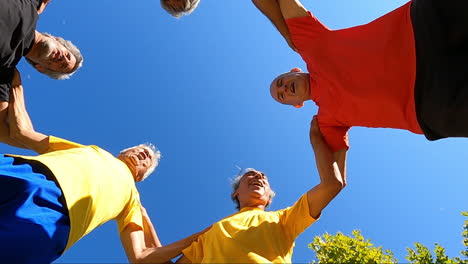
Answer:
[{"left": 286, "top": 2, "right": 422, "bottom": 151}]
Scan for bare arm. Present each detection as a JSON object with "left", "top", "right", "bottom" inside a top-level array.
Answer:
[
  {"left": 8, "top": 70, "right": 49, "bottom": 154},
  {"left": 0, "top": 101, "right": 26, "bottom": 148},
  {"left": 307, "top": 116, "right": 345, "bottom": 219},
  {"left": 120, "top": 223, "right": 204, "bottom": 264},
  {"left": 251, "top": 0, "right": 298, "bottom": 51},
  {"left": 277, "top": 0, "right": 308, "bottom": 20},
  {"left": 141, "top": 205, "right": 162, "bottom": 248}
]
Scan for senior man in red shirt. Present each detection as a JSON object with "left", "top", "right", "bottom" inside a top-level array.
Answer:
[{"left": 253, "top": 0, "right": 468, "bottom": 153}]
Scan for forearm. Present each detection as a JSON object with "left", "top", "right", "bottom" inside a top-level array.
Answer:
[
  {"left": 0, "top": 112, "right": 29, "bottom": 149},
  {"left": 333, "top": 149, "right": 347, "bottom": 186},
  {"left": 307, "top": 117, "right": 345, "bottom": 218},
  {"left": 138, "top": 233, "right": 200, "bottom": 264},
  {"left": 312, "top": 135, "right": 344, "bottom": 188},
  {"left": 8, "top": 84, "right": 49, "bottom": 154},
  {"left": 141, "top": 207, "right": 162, "bottom": 248}
]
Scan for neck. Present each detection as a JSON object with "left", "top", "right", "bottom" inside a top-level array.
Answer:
[
  {"left": 239, "top": 201, "right": 266, "bottom": 211},
  {"left": 25, "top": 31, "right": 43, "bottom": 60}
]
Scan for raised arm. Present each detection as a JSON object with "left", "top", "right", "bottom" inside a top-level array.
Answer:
[
  {"left": 307, "top": 116, "right": 346, "bottom": 219},
  {"left": 8, "top": 70, "right": 49, "bottom": 154},
  {"left": 251, "top": 0, "right": 308, "bottom": 51}
]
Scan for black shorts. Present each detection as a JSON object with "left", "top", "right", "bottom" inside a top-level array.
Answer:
[
  {"left": 0, "top": 68, "right": 13, "bottom": 102},
  {"left": 411, "top": 0, "right": 468, "bottom": 140}
]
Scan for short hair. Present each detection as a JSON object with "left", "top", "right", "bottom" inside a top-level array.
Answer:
[
  {"left": 25, "top": 33, "right": 83, "bottom": 80},
  {"left": 231, "top": 168, "right": 276, "bottom": 211},
  {"left": 119, "top": 143, "right": 161, "bottom": 181},
  {"left": 160, "top": 0, "right": 200, "bottom": 18}
]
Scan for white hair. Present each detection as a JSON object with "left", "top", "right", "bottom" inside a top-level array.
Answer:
[
  {"left": 25, "top": 32, "right": 83, "bottom": 80},
  {"left": 120, "top": 143, "right": 161, "bottom": 181},
  {"left": 230, "top": 168, "right": 276, "bottom": 210},
  {"left": 160, "top": 0, "right": 200, "bottom": 18}
]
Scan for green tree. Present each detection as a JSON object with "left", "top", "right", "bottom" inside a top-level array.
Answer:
[
  {"left": 406, "top": 212, "right": 468, "bottom": 264},
  {"left": 308, "top": 212, "right": 468, "bottom": 264},
  {"left": 462, "top": 211, "right": 468, "bottom": 261},
  {"left": 308, "top": 230, "right": 397, "bottom": 263}
]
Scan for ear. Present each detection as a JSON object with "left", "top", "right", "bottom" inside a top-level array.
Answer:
[
  {"left": 34, "top": 64, "right": 46, "bottom": 73},
  {"left": 293, "top": 102, "right": 304, "bottom": 108},
  {"left": 290, "top": 67, "right": 302, "bottom": 73},
  {"left": 232, "top": 191, "right": 238, "bottom": 199}
]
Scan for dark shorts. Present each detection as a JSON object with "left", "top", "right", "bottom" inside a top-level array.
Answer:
[
  {"left": 0, "top": 155, "right": 70, "bottom": 264},
  {"left": 0, "top": 67, "right": 13, "bottom": 102},
  {"left": 411, "top": 0, "right": 468, "bottom": 140}
]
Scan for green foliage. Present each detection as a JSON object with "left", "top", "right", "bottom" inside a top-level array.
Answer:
[
  {"left": 308, "top": 230, "right": 397, "bottom": 264},
  {"left": 405, "top": 211, "right": 468, "bottom": 264},
  {"left": 406, "top": 243, "right": 458, "bottom": 264},
  {"left": 308, "top": 212, "right": 468, "bottom": 264},
  {"left": 462, "top": 212, "right": 468, "bottom": 260}
]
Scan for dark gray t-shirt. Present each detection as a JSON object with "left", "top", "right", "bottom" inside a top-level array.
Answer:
[{"left": 0, "top": 0, "right": 41, "bottom": 102}]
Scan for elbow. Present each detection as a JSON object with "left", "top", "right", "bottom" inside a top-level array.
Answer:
[
  {"left": 324, "top": 178, "right": 345, "bottom": 195},
  {"left": 129, "top": 255, "right": 145, "bottom": 264}
]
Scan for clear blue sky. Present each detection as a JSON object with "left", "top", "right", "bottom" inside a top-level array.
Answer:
[{"left": 4, "top": 0, "right": 468, "bottom": 262}]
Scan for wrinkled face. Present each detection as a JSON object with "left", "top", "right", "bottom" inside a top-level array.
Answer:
[
  {"left": 117, "top": 146, "right": 155, "bottom": 182},
  {"left": 270, "top": 72, "right": 310, "bottom": 106},
  {"left": 234, "top": 170, "right": 272, "bottom": 208},
  {"left": 34, "top": 36, "right": 77, "bottom": 73}
]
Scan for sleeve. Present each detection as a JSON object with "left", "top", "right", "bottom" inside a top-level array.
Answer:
[
  {"left": 286, "top": 11, "right": 330, "bottom": 52},
  {"left": 182, "top": 237, "right": 204, "bottom": 263},
  {"left": 0, "top": 68, "right": 14, "bottom": 102},
  {"left": 44, "top": 136, "right": 86, "bottom": 153},
  {"left": 117, "top": 187, "right": 144, "bottom": 232},
  {"left": 318, "top": 124, "right": 350, "bottom": 152},
  {"left": 280, "top": 194, "right": 317, "bottom": 242}
]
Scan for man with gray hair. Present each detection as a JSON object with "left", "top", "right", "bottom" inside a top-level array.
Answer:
[
  {"left": 168, "top": 116, "right": 347, "bottom": 263},
  {"left": 1, "top": 71, "right": 205, "bottom": 264},
  {"left": 0, "top": 0, "right": 83, "bottom": 149},
  {"left": 160, "top": 0, "right": 200, "bottom": 17}
]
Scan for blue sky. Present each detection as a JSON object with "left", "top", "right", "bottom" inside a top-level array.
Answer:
[{"left": 4, "top": 0, "right": 468, "bottom": 262}]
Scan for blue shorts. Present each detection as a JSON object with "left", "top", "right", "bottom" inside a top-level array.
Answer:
[{"left": 0, "top": 155, "right": 70, "bottom": 264}]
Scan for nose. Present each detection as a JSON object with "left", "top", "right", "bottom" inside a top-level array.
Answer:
[
  {"left": 252, "top": 171, "right": 264, "bottom": 179},
  {"left": 278, "top": 83, "right": 287, "bottom": 92}
]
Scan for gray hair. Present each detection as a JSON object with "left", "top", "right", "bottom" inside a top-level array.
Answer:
[
  {"left": 160, "top": 0, "right": 200, "bottom": 18},
  {"left": 26, "top": 33, "right": 83, "bottom": 80},
  {"left": 120, "top": 143, "right": 161, "bottom": 181},
  {"left": 231, "top": 168, "right": 276, "bottom": 211}
]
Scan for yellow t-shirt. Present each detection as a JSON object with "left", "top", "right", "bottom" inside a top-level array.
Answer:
[
  {"left": 9, "top": 136, "right": 143, "bottom": 251},
  {"left": 182, "top": 194, "right": 316, "bottom": 263}
]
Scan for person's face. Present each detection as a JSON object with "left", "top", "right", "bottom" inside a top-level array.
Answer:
[
  {"left": 233, "top": 170, "right": 272, "bottom": 208},
  {"left": 33, "top": 35, "right": 77, "bottom": 73},
  {"left": 163, "top": 0, "right": 186, "bottom": 10},
  {"left": 270, "top": 72, "right": 309, "bottom": 106},
  {"left": 117, "top": 146, "right": 155, "bottom": 182}
]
